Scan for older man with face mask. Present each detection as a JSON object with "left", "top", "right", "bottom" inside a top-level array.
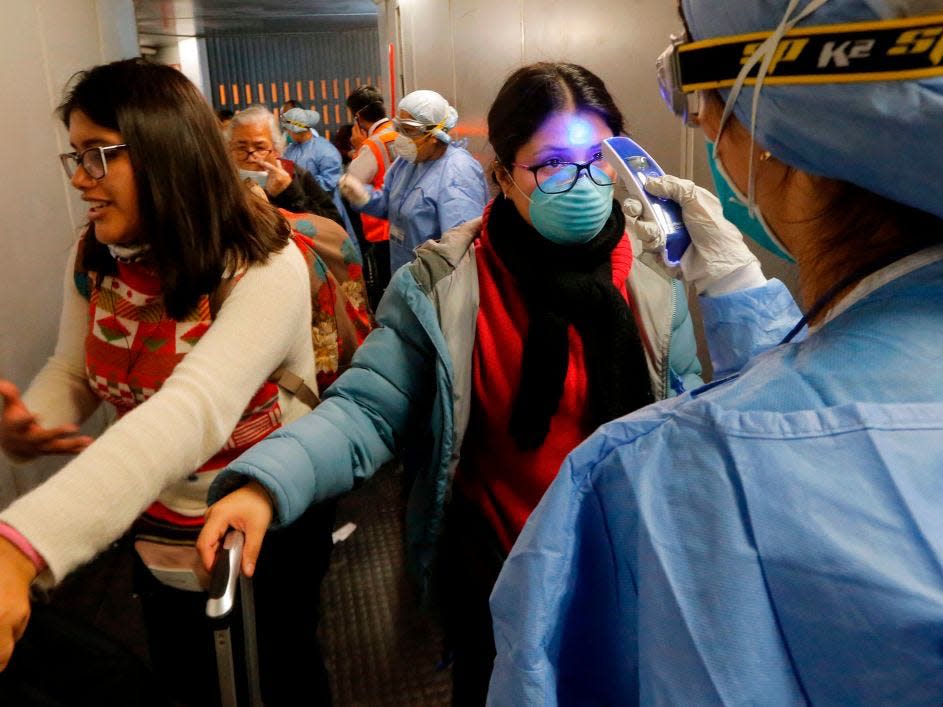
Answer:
[{"left": 226, "top": 105, "right": 342, "bottom": 225}]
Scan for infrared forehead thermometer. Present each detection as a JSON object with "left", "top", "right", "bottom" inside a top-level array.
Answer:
[{"left": 602, "top": 136, "right": 690, "bottom": 266}]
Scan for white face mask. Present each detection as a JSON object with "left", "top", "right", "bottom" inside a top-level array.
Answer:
[
  {"left": 393, "top": 134, "right": 419, "bottom": 163},
  {"left": 238, "top": 168, "right": 269, "bottom": 188}
]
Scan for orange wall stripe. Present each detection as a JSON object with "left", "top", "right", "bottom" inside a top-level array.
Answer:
[
  {"left": 321, "top": 79, "right": 327, "bottom": 100},
  {"left": 296, "top": 81, "right": 302, "bottom": 101},
  {"left": 322, "top": 105, "right": 329, "bottom": 125},
  {"left": 283, "top": 82, "right": 290, "bottom": 102},
  {"left": 232, "top": 84, "right": 239, "bottom": 105},
  {"left": 308, "top": 80, "right": 315, "bottom": 101},
  {"left": 332, "top": 79, "right": 339, "bottom": 99},
  {"left": 334, "top": 104, "right": 341, "bottom": 124},
  {"left": 344, "top": 78, "right": 351, "bottom": 99},
  {"left": 245, "top": 84, "right": 252, "bottom": 104},
  {"left": 258, "top": 83, "right": 265, "bottom": 103},
  {"left": 218, "top": 84, "right": 227, "bottom": 106}
]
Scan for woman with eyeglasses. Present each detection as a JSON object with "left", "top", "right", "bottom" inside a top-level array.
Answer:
[
  {"left": 488, "top": 1, "right": 943, "bottom": 704},
  {"left": 339, "top": 88, "right": 489, "bottom": 274},
  {"left": 0, "top": 59, "right": 335, "bottom": 706},
  {"left": 197, "top": 62, "right": 703, "bottom": 705}
]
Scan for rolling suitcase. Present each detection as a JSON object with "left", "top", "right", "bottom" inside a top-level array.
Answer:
[{"left": 205, "top": 529, "right": 263, "bottom": 707}]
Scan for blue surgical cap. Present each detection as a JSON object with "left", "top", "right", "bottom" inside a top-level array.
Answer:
[
  {"left": 282, "top": 107, "right": 320, "bottom": 133},
  {"left": 397, "top": 90, "right": 459, "bottom": 143},
  {"left": 682, "top": 0, "right": 943, "bottom": 220}
]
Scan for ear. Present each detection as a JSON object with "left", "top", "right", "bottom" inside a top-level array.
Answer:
[{"left": 493, "top": 161, "right": 513, "bottom": 197}]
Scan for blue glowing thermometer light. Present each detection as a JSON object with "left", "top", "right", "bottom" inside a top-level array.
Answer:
[{"left": 602, "top": 136, "right": 690, "bottom": 265}]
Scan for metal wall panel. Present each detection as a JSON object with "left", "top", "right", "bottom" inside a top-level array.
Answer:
[
  {"left": 449, "top": 0, "right": 526, "bottom": 171},
  {"left": 521, "top": 0, "right": 687, "bottom": 176},
  {"left": 206, "top": 29, "right": 381, "bottom": 135},
  {"left": 390, "top": 0, "right": 691, "bottom": 174}
]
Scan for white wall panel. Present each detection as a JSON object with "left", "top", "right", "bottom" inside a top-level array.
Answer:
[{"left": 0, "top": 0, "right": 137, "bottom": 508}]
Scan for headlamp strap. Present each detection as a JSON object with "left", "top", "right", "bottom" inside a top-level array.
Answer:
[{"left": 679, "top": 12, "right": 943, "bottom": 91}]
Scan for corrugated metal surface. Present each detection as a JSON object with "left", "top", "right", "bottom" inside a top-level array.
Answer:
[{"left": 206, "top": 29, "right": 381, "bottom": 137}]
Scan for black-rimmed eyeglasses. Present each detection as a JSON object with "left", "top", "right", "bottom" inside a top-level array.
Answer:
[
  {"left": 59, "top": 144, "right": 128, "bottom": 180},
  {"left": 512, "top": 155, "right": 615, "bottom": 195}
]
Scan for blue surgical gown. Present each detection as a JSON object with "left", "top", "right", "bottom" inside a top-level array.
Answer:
[
  {"left": 488, "top": 251, "right": 943, "bottom": 705},
  {"left": 357, "top": 143, "right": 489, "bottom": 273},
  {"left": 283, "top": 133, "right": 357, "bottom": 242}
]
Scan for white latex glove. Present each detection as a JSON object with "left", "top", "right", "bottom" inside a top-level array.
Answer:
[
  {"left": 622, "top": 196, "right": 667, "bottom": 253},
  {"left": 339, "top": 173, "right": 370, "bottom": 208},
  {"left": 631, "top": 175, "right": 766, "bottom": 296}
]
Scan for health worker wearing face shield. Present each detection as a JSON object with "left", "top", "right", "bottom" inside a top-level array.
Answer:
[
  {"left": 339, "top": 89, "right": 489, "bottom": 273},
  {"left": 195, "top": 63, "right": 703, "bottom": 706},
  {"left": 489, "top": 1, "right": 943, "bottom": 705}
]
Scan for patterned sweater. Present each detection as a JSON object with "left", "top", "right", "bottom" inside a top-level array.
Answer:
[{"left": 0, "top": 240, "right": 315, "bottom": 587}]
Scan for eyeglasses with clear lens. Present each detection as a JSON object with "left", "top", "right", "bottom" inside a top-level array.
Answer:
[
  {"left": 59, "top": 144, "right": 128, "bottom": 180},
  {"left": 514, "top": 156, "right": 615, "bottom": 195},
  {"left": 656, "top": 34, "right": 701, "bottom": 127},
  {"left": 230, "top": 147, "right": 273, "bottom": 161}
]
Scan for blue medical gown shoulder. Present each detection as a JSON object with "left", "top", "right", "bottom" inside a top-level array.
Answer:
[
  {"left": 360, "top": 144, "right": 489, "bottom": 272},
  {"left": 488, "top": 260, "right": 943, "bottom": 706}
]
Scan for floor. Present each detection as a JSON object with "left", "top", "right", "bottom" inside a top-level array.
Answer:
[{"left": 319, "top": 463, "right": 452, "bottom": 706}]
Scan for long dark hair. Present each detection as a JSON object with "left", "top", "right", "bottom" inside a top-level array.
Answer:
[
  {"left": 58, "top": 58, "right": 290, "bottom": 319},
  {"left": 488, "top": 62, "right": 625, "bottom": 179}
]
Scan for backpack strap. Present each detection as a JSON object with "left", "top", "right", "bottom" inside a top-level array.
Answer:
[{"left": 268, "top": 367, "right": 321, "bottom": 409}]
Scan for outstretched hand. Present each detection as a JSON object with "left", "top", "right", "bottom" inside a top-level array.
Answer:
[
  {"left": 197, "top": 481, "right": 274, "bottom": 578},
  {"left": 0, "top": 536, "right": 38, "bottom": 672},
  {"left": 0, "top": 380, "right": 93, "bottom": 460}
]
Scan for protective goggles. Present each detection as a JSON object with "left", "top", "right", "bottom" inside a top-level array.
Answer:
[
  {"left": 657, "top": 12, "right": 943, "bottom": 127},
  {"left": 392, "top": 115, "right": 447, "bottom": 139},
  {"left": 281, "top": 118, "right": 311, "bottom": 131}
]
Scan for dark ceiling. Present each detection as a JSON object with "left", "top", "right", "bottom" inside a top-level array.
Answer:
[{"left": 134, "top": 0, "right": 379, "bottom": 38}]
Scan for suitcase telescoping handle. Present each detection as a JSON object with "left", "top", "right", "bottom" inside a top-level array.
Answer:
[
  {"left": 205, "top": 530, "right": 263, "bottom": 707},
  {"left": 206, "top": 530, "right": 243, "bottom": 619}
]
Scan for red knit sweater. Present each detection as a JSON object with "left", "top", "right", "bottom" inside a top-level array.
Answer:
[
  {"left": 84, "top": 258, "right": 282, "bottom": 525},
  {"left": 455, "top": 216, "right": 634, "bottom": 552}
]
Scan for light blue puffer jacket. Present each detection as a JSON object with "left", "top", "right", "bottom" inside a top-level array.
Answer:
[{"left": 209, "top": 217, "right": 703, "bottom": 587}]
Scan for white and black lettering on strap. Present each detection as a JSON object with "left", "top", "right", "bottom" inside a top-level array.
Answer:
[{"left": 679, "top": 13, "right": 943, "bottom": 90}]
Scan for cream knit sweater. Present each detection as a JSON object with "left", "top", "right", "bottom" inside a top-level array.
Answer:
[{"left": 1, "top": 241, "right": 315, "bottom": 588}]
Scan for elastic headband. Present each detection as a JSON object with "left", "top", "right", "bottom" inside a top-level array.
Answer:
[{"left": 679, "top": 12, "right": 943, "bottom": 90}]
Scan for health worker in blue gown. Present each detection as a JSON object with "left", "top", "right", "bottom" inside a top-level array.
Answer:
[
  {"left": 488, "top": 0, "right": 943, "bottom": 704},
  {"left": 339, "top": 89, "right": 489, "bottom": 273},
  {"left": 281, "top": 107, "right": 358, "bottom": 242}
]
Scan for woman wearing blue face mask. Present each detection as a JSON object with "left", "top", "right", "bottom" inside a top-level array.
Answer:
[
  {"left": 196, "top": 62, "right": 703, "bottom": 705},
  {"left": 489, "top": 1, "right": 943, "bottom": 705}
]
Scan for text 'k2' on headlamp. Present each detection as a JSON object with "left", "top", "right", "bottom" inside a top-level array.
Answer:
[{"left": 657, "top": 12, "right": 943, "bottom": 127}]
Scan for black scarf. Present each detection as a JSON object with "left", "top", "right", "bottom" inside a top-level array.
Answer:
[{"left": 487, "top": 194, "right": 655, "bottom": 450}]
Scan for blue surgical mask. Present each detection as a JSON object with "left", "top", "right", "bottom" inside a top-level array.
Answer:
[
  {"left": 524, "top": 168, "right": 614, "bottom": 245},
  {"left": 705, "top": 141, "right": 794, "bottom": 262}
]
